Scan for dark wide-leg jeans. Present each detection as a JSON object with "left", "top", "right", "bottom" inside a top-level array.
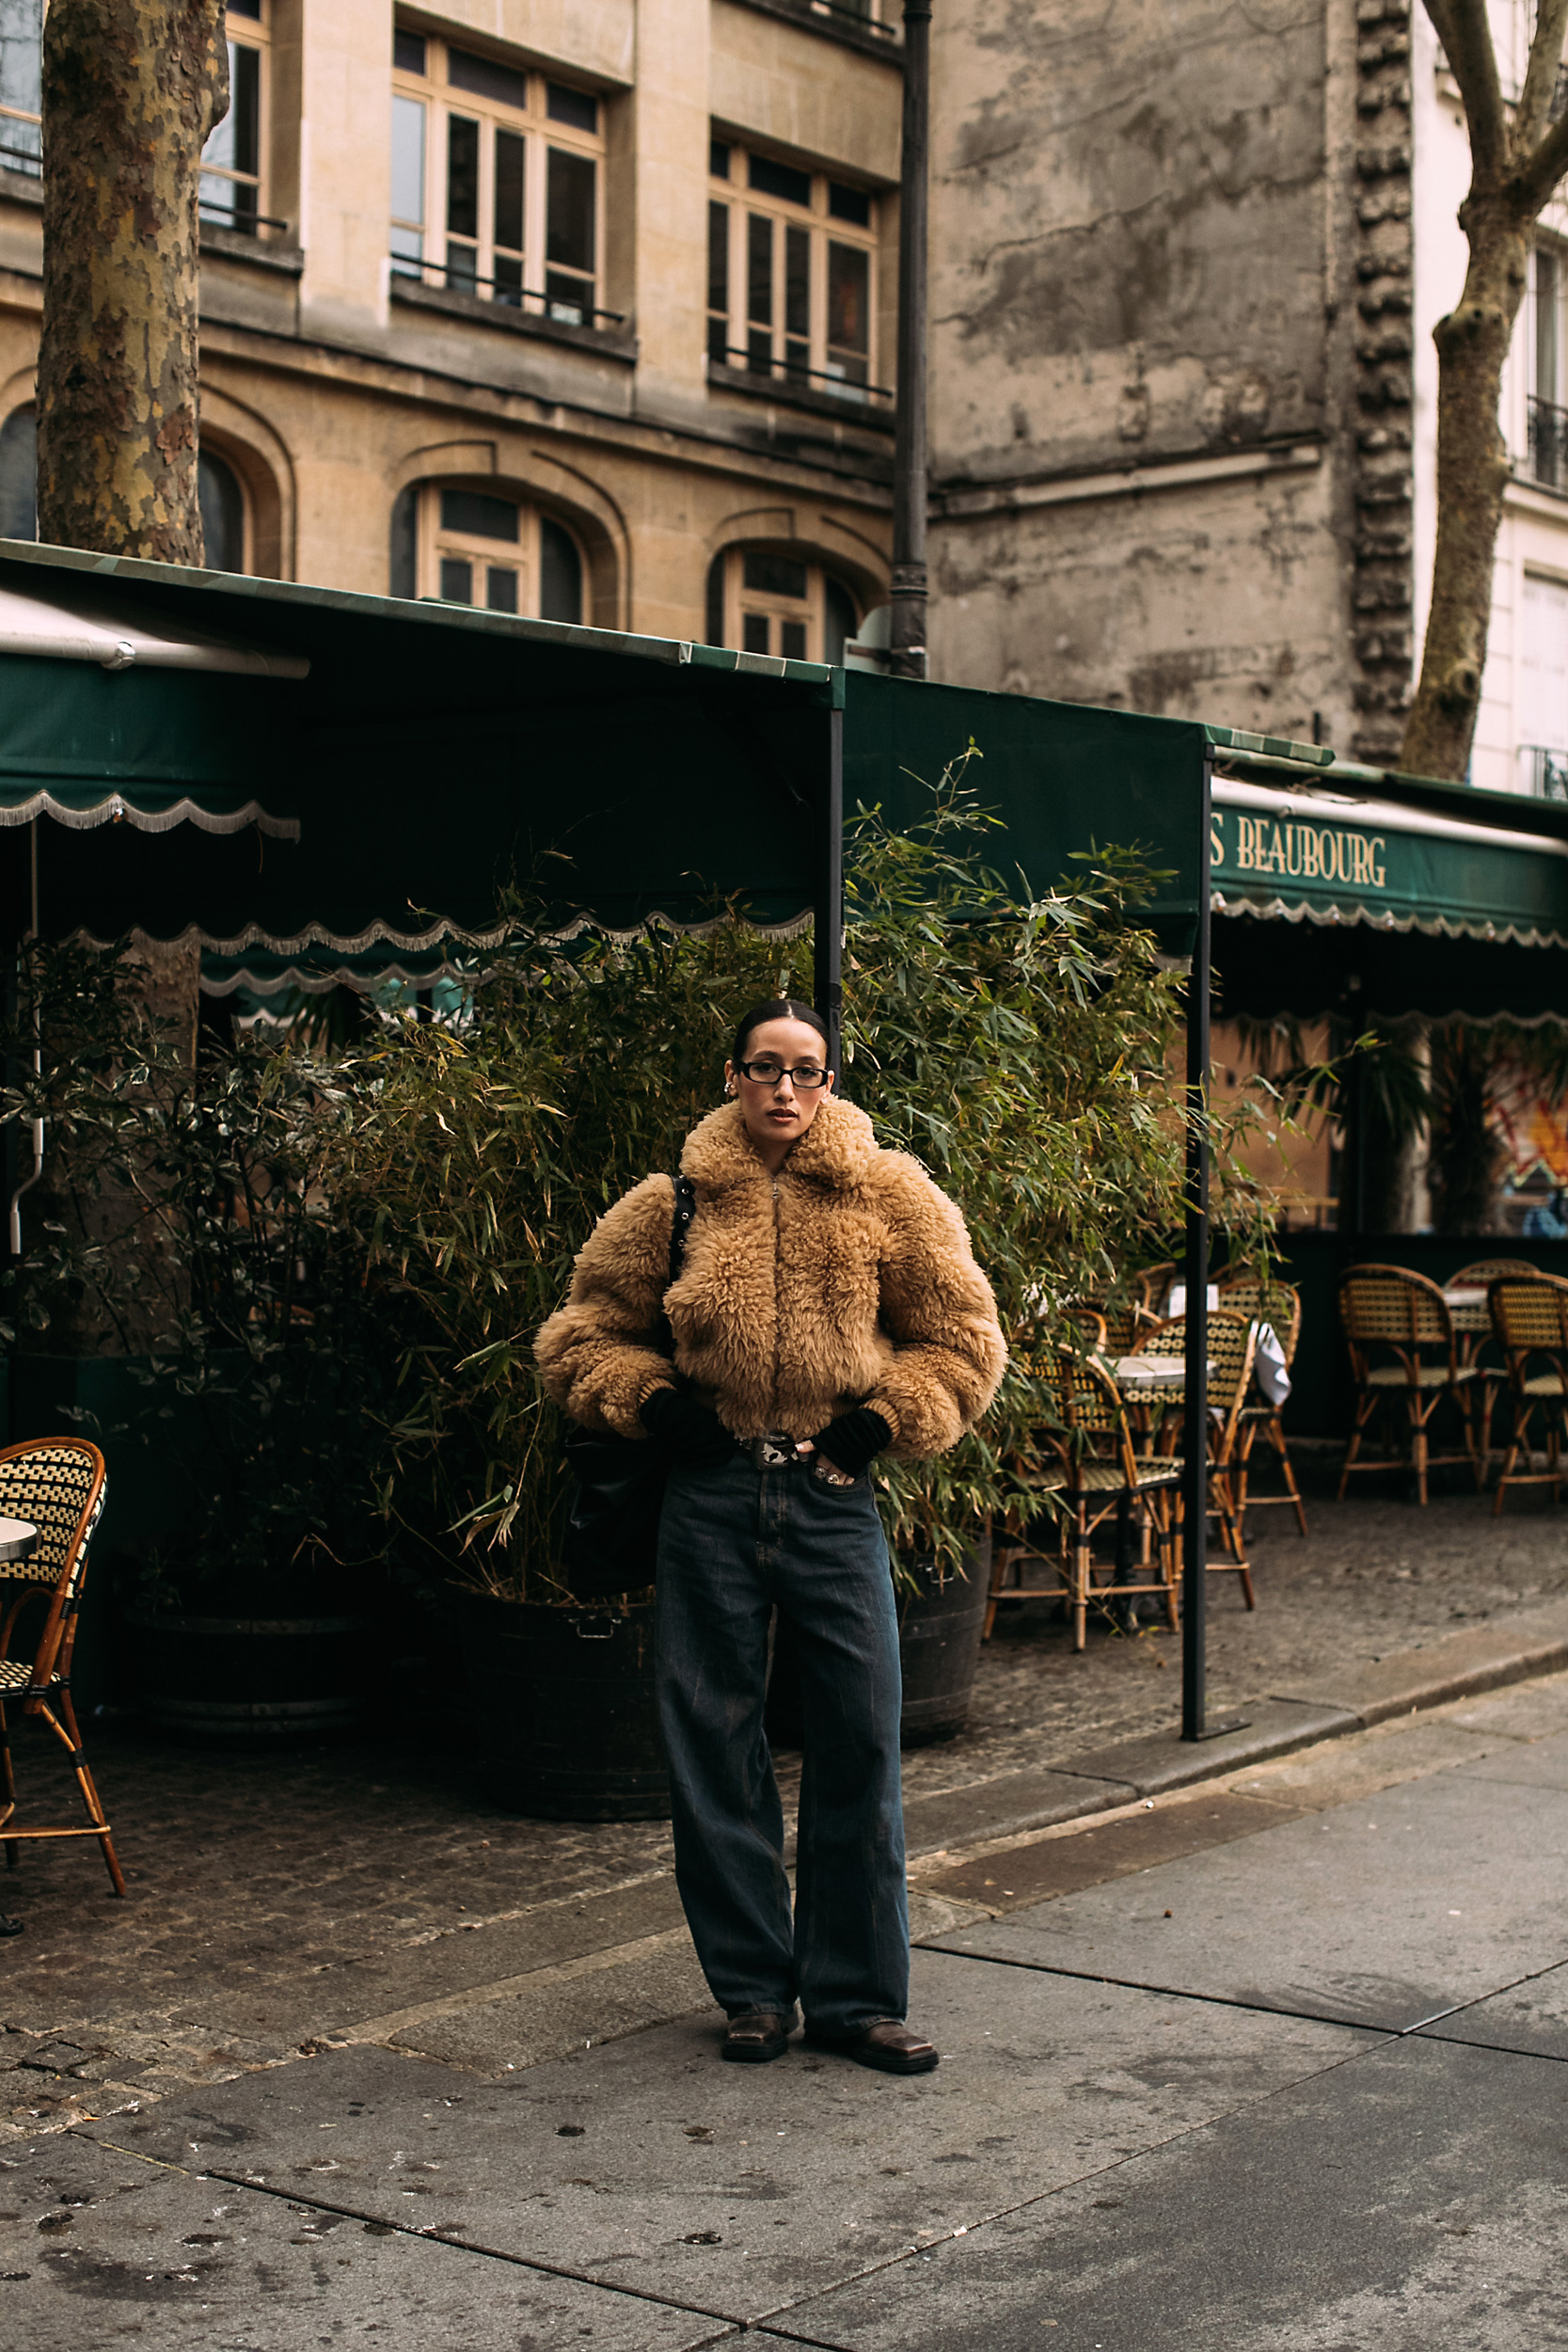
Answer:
[{"left": 654, "top": 1450, "right": 908, "bottom": 2036}]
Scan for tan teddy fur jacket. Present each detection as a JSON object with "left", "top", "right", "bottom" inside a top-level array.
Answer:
[{"left": 534, "top": 1094, "right": 1006, "bottom": 1458}]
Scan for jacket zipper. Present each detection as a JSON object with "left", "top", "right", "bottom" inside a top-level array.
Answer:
[{"left": 770, "top": 1175, "right": 782, "bottom": 1422}]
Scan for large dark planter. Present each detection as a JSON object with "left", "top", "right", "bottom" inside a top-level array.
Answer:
[
  {"left": 895, "top": 1534, "right": 991, "bottom": 1743},
  {"left": 119, "top": 1609, "right": 374, "bottom": 1741},
  {"left": 765, "top": 1533, "right": 992, "bottom": 1751},
  {"left": 455, "top": 1588, "right": 670, "bottom": 1821}
]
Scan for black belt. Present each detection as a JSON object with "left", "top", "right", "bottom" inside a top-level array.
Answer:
[
  {"left": 736, "top": 1432, "right": 808, "bottom": 1468},
  {"left": 736, "top": 1432, "right": 857, "bottom": 1486}
]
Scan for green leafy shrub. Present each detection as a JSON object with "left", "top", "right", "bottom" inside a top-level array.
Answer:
[{"left": 1, "top": 942, "right": 390, "bottom": 1609}]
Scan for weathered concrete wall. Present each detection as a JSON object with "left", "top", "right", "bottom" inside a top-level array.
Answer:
[
  {"left": 933, "top": 452, "right": 1347, "bottom": 743},
  {"left": 929, "top": 0, "right": 1331, "bottom": 486},
  {"left": 927, "top": 0, "right": 1367, "bottom": 750}
]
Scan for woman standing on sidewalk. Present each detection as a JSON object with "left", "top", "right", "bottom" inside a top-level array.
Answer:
[{"left": 536, "top": 999, "right": 1006, "bottom": 2074}]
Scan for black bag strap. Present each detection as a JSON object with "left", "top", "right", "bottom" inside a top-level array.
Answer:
[{"left": 669, "top": 1172, "right": 696, "bottom": 1283}]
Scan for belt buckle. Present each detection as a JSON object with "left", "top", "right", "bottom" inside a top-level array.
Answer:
[{"left": 755, "top": 1434, "right": 797, "bottom": 1469}]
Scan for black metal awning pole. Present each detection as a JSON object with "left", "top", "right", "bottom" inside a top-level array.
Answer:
[
  {"left": 1180, "top": 746, "right": 1213, "bottom": 1740},
  {"left": 816, "top": 702, "right": 845, "bottom": 1077}
]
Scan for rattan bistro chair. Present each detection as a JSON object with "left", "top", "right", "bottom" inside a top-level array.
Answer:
[
  {"left": 1141, "top": 1311, "right": 1259, "bottom": 1599},
  {"left": 986, "top": 1343, "right": 1182, "bottom": 1652},
  {"left": 1448, "top": 1259, "right": 1540, "bottom": 1445},
  {"left": 0, "top": 1439, "right": 122, "bottom": 1898},
  {"left": 1337, "top": 1265, "right": 1483, "bottom": 1506},
  {"left": 1132, "top": 1263, "right": 1178, "bottom": 1319},
  {"left": 1487, "top": 1275, "right": 1568, "bottom": 1514},
  {"left": 1217, "top": 1274, "right": 1308, "bottom": 1537}
]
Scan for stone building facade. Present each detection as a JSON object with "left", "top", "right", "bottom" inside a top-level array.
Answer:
[
  {"left": 925, "top": 0, "right": 1568, "bottom": 793},
  {"left": 0, "top": 0, "right": 903, "bottom": 660}
]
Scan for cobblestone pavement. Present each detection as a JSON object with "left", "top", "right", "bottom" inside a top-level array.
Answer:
[{"left": 3, "top": 1471, "right": 1564, "bottom": 2147}]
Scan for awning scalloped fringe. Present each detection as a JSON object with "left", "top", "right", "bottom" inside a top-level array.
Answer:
[
  {"left": 1212, "top": 888, "right": 1568, "bottom": 952},
  {"left": 72, "top": 902, "right": 816, "bottom": 992},
  {"left": 0, "top": 789, "right": 300, "bottom": 838}
]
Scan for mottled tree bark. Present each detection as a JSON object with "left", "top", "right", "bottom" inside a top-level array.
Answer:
[
  {"left": 36, "top": 0, "right": 229, "bottom": 562},
  {"left": 1402, "top": 1, "right": 1568, "bottom": 780}
]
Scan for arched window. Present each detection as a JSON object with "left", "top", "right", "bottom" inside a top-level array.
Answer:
[
  {"left": 198, "top": 447, "right": 245, "bottom": 572},
  {"left": 0, "top": 414, "right": 249, "bottom": 569},
  {"left": 391, "top": 483, "right": 585, "bottom": 623},
  {"left": 705, "top": 547, "right": 861, "bottom": 663},
  {"left": 0, "top": 408, "right": 36, "bottom": 541}
]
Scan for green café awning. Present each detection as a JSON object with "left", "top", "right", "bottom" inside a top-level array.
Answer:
[
  {"left": 1207, "top": 764, "right": 1568, "bottom": 1024},
  {"left": 0, "top": 541, "right": 844, "bottom": 975},
  {"left": 5, "top": 541, "right": 1568, "bottom": 1026},
  {"left": 0, "top": 577, "right": 305, "bottom": 836},
  {"left": 1212, "top": 775, "right": 1568, "bottom": 946},
  {"left": 842, "top": 669, "right": 1568, "bottom": 1023}
]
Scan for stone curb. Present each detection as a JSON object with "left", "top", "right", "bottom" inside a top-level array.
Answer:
[{"left": 901, "top": 1594, "right": 1568, "bottom": 1864}]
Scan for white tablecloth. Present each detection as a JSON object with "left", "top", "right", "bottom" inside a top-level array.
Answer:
[{"left": 1254, "top": 1321, "right": 1291, "bottom": 1406}]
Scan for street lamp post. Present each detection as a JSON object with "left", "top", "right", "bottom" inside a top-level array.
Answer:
[{"left": 890, "top": 0, "right": 930, "bottom": 683}]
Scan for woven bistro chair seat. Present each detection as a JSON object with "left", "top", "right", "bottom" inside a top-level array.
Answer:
[
  {"left": 1364, "top": 1360, "right": 1479, "bottom": 1390},
  {"left": 1338, "top": 1265, "right": 1484, "bottom": 1505},
  {"left": 1069, "top": 1457, "right": 1184, "bottom": 1493},
  {"left": 1488, "top": 1275, "right": 1568, "bottom": 1514},
  {"left": 0, "top": 1438, "right": 122, "bottom": 1899},
  {"left": 987, "top": 1343, "right": 1182, "bottom": 1652}
]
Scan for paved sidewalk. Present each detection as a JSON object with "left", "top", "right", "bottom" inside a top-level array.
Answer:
[
  {"left": 7, "top": 1662, "right": 1568, "bottom": 2342},
  {"left": 7, "top": 1486, "right": 1568, "bottom": 2141}
]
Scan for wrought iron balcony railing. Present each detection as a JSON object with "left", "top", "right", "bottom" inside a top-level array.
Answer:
[{"left": 1528, "top": 393, "right": 1568, "bottom": 488}]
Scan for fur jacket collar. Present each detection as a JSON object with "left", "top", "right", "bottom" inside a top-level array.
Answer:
[
  {"left": 535, "top": 1094, "right": 1006, "bottom": 1457},
  {"left": 680, "top": 1093, "right": 879, "bottom": 1192}
]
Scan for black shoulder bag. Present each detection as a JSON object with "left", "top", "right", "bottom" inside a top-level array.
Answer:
[{"left": 559, "top": 1173, "right": 697, "bottom": 1599}]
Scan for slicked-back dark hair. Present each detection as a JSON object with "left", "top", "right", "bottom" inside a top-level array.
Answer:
[{"left": 730, "top": 997, "right": 830, "bottom": 1069}]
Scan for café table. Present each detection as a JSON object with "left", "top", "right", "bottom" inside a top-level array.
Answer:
[
  {"left": 0, "top": 1516, "right": 38, "bottom": 1565},
  {"left": 1116, "top": 1353, "right": 1196, "bottom": 1456}
]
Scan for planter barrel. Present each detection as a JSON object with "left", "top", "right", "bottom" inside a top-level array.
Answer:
[
  {"left": 896, "top": 1533, "right": 991, "bottom": 1743},
  {"left": 455, "top": 1589, "right": 670, "bottom": 1820},
  {"left": 119, "top": 1609, "right": 373, "bottom": 1741}
]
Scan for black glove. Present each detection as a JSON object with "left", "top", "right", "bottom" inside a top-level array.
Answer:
[
  {"left": 640, "top": 1386, "right": 736, "bottom": 1470},
  {"left": 811, "top": 1406, "right": 892, "bottom": 1481}
]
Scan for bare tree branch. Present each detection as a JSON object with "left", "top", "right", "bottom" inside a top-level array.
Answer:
[
  {"left": 1515, "top": 0, "right": 1568, "bottom": 153},
  {"left": 1423, "top": 0, "right": 1508, "bottom": 178},
  {"left": 1515, "top": 101, "right": 1568, "bottom": 218}
]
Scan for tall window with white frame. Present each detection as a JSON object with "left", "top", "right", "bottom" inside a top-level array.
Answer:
[
  {"left": 0, "top": 2, "right": 268, "bottom": 223},
  {"left": 707, "top": 137, "right": 884, "bottom": 409},
  {"left": 1530, "top": 242, "right": 1566, "bottom": 490},
  {"left": 391, "top": 25, "right": 608, "bottom": 328},
  {"left": 0, "top": 0, "right": 40, "bottom": 182},
  {"left": 199, "top": 1, "right": 270, "bottom": 236}
]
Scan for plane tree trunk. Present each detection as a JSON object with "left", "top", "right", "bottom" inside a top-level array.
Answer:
[{"left": 36, "top": 0, "right": 229, "bottom": 562}]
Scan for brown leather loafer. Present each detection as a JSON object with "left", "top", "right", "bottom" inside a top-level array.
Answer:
[
  {"left": 721, "top": 2007, "right": 797, "bottom": 2063},
  {"left": 804, "top": 2018, "right": 939, "bottom": 2074}
]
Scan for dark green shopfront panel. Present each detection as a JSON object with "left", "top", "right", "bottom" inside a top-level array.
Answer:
[{"left": 844, "top": 671, "right": 1207, "bottom": 947}]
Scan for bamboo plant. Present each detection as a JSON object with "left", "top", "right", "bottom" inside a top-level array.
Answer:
[{"left": 328, "top": 766, "right": 1288, "bottom": 1592}]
